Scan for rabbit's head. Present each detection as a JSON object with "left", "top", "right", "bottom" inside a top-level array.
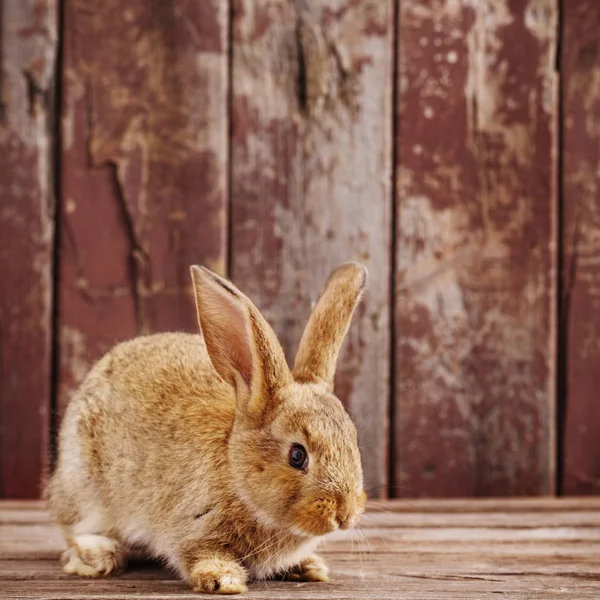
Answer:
[{"left": 191, "top": 263, "right": 367, "bottom": 537}]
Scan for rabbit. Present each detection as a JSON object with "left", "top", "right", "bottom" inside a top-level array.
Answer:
[{"left": 47, "top": 262, "right": 368, "bottom": 594}]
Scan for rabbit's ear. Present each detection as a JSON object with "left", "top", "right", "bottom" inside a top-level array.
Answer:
[
  {"left": 190, "top": 266, "right": 292, "bottom": 420},
  {"left": 293, "top": 262, "right": 367, "bottom": 392}
]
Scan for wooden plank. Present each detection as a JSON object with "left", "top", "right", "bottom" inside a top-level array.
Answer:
[
  {"left": 560, "top": 0, "right": 600, "bottom": 495},
  {"left": 230, "top": 0, "right": 394, "bottom": 498},
  {"left": 5, "top": 497, "right": 600, "bottom": 526},
  {"left": 0, "top": 508, "right": 53, "bottom": 525},
  {"left": 393, "top": 0, "right": 558, "bottom": 496},
  {"left": 326, "top": 539, "right": 600, "bottom": 558},
  {"left": 57, "top": 0, "right": 230, "bottom": 412},
  {"left": 2, "top": 500, "right": 600, "bottom": 598},
  {"left": 5, "top": 521, "right": 600, "bottom": 559},
  {"left": 2, "top": 575, "right": 600, "bottom": 599},
  {"left": 366, "top": 496, "right": 600, "bottom": 512},
  {"left": 359, "top": 510, "right": 600, "bottom": 528},
  {"left": 5, "top": 499, "right": 600, "bottom": 545},
  {"left": 6, "top": 529, "right": 600, "bottom": 562},
  {"left": 6, "top": 505, "right": 600, "bottom": 529},
  {"left": 0, "top": 0, "right": 57, "bottom": 498},
  {"left": 4, "top": 497, "right": 600, "bottom": 524},
  {"left": 4, "top": 550, "right": 600, "bottom": 579},
  {"left": 1, "top": 562, "right": 599, "bottom": 599},
  {"left": 0, "top": 558, "right": 168, "bottom": 580}
]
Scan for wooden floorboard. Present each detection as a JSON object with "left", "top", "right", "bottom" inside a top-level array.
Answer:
[{"left": 1, "top": 499, "right": 599, "bottom": 599}]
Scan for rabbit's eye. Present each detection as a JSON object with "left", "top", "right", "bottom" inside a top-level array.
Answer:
[{"left": 289, "top": 444, "right": 308, "bottom": 472}]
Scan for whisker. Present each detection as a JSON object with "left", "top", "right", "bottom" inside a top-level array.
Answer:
[
  {"left": 353, "top": 528, "right": 365, "bottom": 567},
  {"left": 364, "top": 483, "right": 422, "bottom": 500},
  {"left": 238, "top": 527, "right": 297, "bottom": 564},
  {"left": 348, "top": 391, "right": 386, "bottom": 425},
  {"left": 266, "top": 530, "right": 303, "bottom": 573},
  {"left": 360, "top": 511, "right": 393, "bottom": 523},
  {"left": 347, "top": 526, "right": 372, "bottom": 567},
  {"left": 357, "top": 527, "right": 373, "bottom": 564},
  {"left": 238, "top": 532, "right": 281, "bottom": 563}
]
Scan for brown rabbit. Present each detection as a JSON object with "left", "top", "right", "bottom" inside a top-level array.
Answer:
[{"left": 47, "top": 262, "right": 367, "bottom": 594}]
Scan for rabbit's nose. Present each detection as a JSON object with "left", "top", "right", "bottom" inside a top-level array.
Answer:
[
  {"left": 335, "top": 503, "right": 354, "bottom": 529},
  {"left": 336, "top": 491, "right": 365, "bottom": 529}
]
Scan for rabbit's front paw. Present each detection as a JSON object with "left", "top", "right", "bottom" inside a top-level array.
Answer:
[
  {"left": 61, "top": 534, "right": 127, "bottom": 577},
  {"left": 285, "top": 554, "right": 329, "bottom": 582},
  {"left": 190, "top": 558, "right": 247, "bottom": 594}
]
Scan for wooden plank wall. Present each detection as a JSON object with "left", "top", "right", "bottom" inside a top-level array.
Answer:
[
  {"left": 0, "top": 0, "right": 57, "bottom": 498},
  {"left": 561, "top": 0, "right": 600, "bottom": 495},
  {"left": 393, "top": 0, "right": 558, "bottom": 497},
  {"left": 57, "top": 0, "right": 230, "bottom": 412},
  {"left": 0, "top": 0, "right": 599, "bottom": 499},
  {"left": 230, "top": 1, "right": 394, "bottom": 498}
]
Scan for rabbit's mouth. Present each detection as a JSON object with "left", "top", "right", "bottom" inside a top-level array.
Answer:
[{"left": 291, "top": 493, "right": 364, "bottom": 536}]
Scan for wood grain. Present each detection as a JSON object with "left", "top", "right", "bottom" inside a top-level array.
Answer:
[
  {"left": 1, "top": 499, "right": 600, "bottom": 599},
  {"left": 57, "top": 0, "right": 230, "bottom": 412},
  {"left": 560, "top": 0, "right": 600, "bottom": 496},
  {"left": 393, "top": 0, "right": 558, "bottom": 497},
  {"left": 230, "top": 0, "right": 394, "bottom": 498},
  {"left": 0, "top": 0, "right": 57, "bottom": 498}
]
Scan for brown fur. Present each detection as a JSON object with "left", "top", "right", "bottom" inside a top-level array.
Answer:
[{"left": 48, "top": 262, "right": 368, "bottom": 594}]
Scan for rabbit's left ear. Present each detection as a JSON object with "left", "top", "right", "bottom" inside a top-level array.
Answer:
[
  {"left": 190, "top": 266, "right": 292, "bottom": 421},
  {"left": 292, "top": 262, "right": 367, "bottom": 392}
]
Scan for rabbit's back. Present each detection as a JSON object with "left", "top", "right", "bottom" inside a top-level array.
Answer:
[{"left": 50, "top": 332, "right": 235, "bottom": 546}]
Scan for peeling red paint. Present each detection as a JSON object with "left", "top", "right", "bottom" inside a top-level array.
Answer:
[
  {"left": 231, "top": 0, "right": 393, "bottom": 498},
  {"left": 561, "top": 0, "right": 600, "bottom": 496},
  {"left": 394, "top": 0, "right": 558, "bottom": 497},
  {"left": 57, "top": 0, "right": 229, "bottom": 413},
  {"left": 231, "top": 96, "right": 255, "bottom": 153},
  {"left": 17, "top": 0, "right": 52, "bottom": 39},
  {"left": 0, "top": 0, "right": 56, "bottom": 498},
  {"left": 2, "top": 0, "right": 584, "bottom": 502}
]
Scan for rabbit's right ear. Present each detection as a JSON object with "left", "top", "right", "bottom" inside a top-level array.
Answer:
[
  {"left": 293, "top": 262, "right": 367, "bottom": 392},
  {"left": 190, "top": 266, "right": 292, "bottom": 421}
]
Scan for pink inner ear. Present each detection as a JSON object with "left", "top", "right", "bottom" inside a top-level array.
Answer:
[{"left": 196, "top": 277, "right": 254, "bottom": 388}]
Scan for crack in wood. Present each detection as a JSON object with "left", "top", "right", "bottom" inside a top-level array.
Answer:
[
  {"left": 294, "top": 2, "right": 361, "bottom": 120},
  {"left": 0, "top": 3, "right": 5, "bottom": 124},
  {"left": 22, "top": 69, "right": 50, "bottom": 118},
  {"left": 107, "top": 161, "right": 150, "bottom": 334}
]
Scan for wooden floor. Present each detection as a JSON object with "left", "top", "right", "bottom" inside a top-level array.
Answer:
[{"left": 1, "top": 498, "right": 599, "bottom": 599}]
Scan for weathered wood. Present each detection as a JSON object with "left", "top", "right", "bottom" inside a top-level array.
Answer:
[
  {"left": 368, "top": 495, "right": 600, "bottom": 512},
  {"left": 359, "top": 509, "right": 600, "bottom": 528},
  {"left": 2, "top": 576, "right": 599, "bottom": 599},
  {"left": 4, "top": 496, "right": 600, "bottom": 527},
  {"left": 394, "top": 0, "right": 558, "bottom": 496},
  {"left": 57, "top": 0, "right": 230, "bottom": 412},
  {"left": 4, "top": 496, "right": 600, "bottom": 525},
  {"left": 0, "top": 0, "right": 57, "bottom": 498},
  {"left": 561, "top": 0, "right": 600, "bottom": 496},
  {"left": 230, "top": 0, "right": 394, "bottom": 498},
  {"left": 2, "top": 499, "right": 600, "bottom": 598}
]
